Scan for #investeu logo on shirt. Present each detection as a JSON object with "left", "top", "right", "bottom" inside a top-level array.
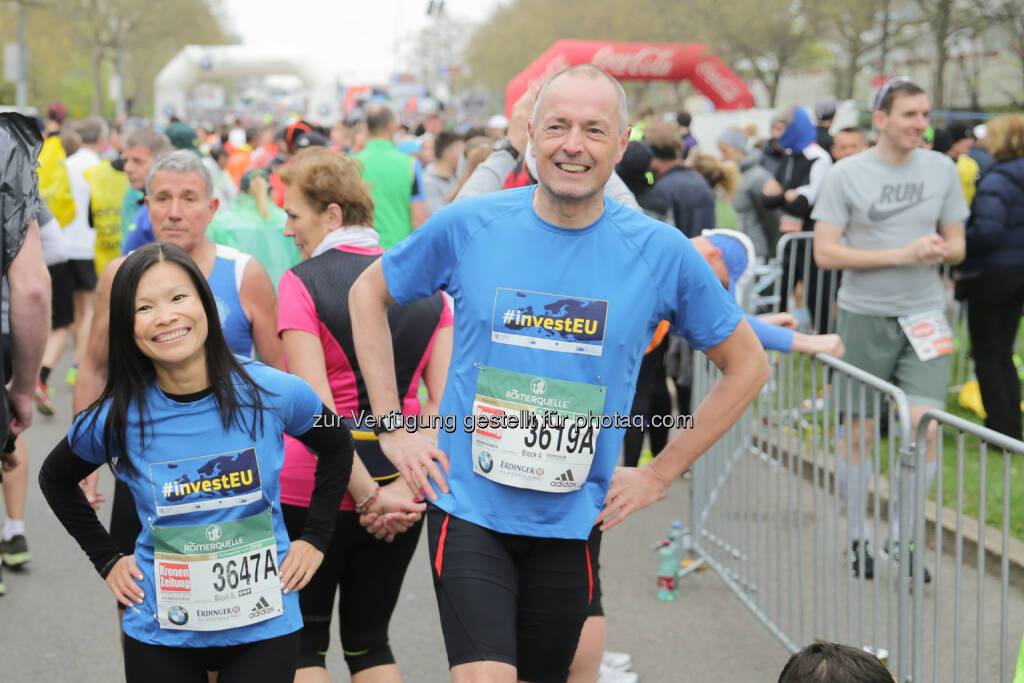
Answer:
[
  {"left": 150, "top": 448, "right": 263, "bottom": 517},
  {"left": 491, "top": 288, "right": 608, "bottom": 356}
]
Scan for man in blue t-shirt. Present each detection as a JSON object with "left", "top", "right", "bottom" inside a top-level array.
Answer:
[{"left": 350, "top": 65, "right": 770, "bottom": 682}]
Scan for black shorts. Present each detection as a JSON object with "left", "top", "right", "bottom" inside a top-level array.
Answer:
[
  {"left": 48, "top": 262, "right": 75, "bottom": 328},
  {"left": 281, "top": 503, "right": 423, "bottom": 674},
  {"left": 426, "top": 504, "right": 597, "bottom": 683},
  {"left": 123, "top": 631, "right": 298, "bottom": 683},
  {"left": 67, "top": 258, "right": 98, "bottom": 291},
  {"left": 585, "top": 526, "right": 603, "bottom": 617}
]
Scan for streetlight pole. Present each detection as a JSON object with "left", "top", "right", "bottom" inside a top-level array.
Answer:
[
  {"left": 116, "top": 45, "right": 126, "bottom": 117},
  {"left": 16, "top": 0, "right": 27, "bottom": 108}
]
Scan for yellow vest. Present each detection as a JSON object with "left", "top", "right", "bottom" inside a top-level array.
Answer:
[
  {"left": 83, "top": 161, "right": 130, "bottom": 275},
  {"left": 37, "top": 136, "right": 76, "bottom": 227}
]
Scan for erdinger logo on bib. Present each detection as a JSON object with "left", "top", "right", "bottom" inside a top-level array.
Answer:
[
  {"left": 491, "top": 288, "right": 608, "bottom": 356},
  {"left": 150, "top": 448, "right": 263, "bottom": 517}
]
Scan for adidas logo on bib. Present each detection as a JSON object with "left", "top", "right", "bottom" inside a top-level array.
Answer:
[
  {"left": 249, "top": 596, "right": 275, "bottom": 619},
  {"left": 550, "top": 469, "right": 577, "bottom": 489}
]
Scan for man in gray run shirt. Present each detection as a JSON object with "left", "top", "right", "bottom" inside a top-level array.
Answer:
[{"left": 812, "top": 79, "right": 967, "bottom": 582}]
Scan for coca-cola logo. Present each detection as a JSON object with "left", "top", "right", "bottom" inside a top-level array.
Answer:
[
  {"left": 695, "top": 61, "right": 742, "bottom": 103},
  {"left": 591, "top": 46, "right": 675, "bottom": 78}
]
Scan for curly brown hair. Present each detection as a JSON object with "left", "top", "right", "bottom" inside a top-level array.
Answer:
[
  {"left": 276, "top": 147, "right": 375, "bottom": 227},
  {"left": 985, "top": 115, "right": 1024, "bottom": 162}
]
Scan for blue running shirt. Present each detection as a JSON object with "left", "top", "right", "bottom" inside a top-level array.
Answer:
[
  {"left": 70, "top": 361, "right": 321, "bottom": 647},
  {"left": 382, "top": 186, "right": 742, "bottom": 539}
]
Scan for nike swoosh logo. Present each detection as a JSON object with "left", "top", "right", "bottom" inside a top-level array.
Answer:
[{"left": 866, "top": 196, "right": 935, "bottom": 222}]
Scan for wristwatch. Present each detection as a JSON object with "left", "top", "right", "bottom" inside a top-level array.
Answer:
[
  {"left": 372, "top": 412, "right": 402, "bottom": 436},
  {"left": 495, "top": 137, "right": 521, "bottom": 162}
]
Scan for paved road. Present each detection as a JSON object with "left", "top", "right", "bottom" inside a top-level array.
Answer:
[{"left": 0, "top": 355, "right": 791, "bottom": 682}]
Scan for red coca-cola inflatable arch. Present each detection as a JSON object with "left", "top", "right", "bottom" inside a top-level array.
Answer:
[{"left": 505, "top": 39, "right": 754, "bottom": 116}]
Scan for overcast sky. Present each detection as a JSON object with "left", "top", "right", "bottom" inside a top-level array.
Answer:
[{"left": 221, "top": 0, "right": 501, "bottom": 84}]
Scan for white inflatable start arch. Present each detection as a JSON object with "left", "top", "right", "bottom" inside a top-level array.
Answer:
[{"left": 154, "top": 45, "right": 339, "bottom": 125}]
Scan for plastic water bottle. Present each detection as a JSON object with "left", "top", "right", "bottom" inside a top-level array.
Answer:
[
  {"left": 656, "top": 539, "right": 678, "bottom": 601},
  {"left": 668, "top": 520, "right": 684, "bottom": 566}
]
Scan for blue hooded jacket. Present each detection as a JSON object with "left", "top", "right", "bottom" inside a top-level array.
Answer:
[
  {"left": 962, "top": 157, "right": 1024, "bottom": 271},
  {"left": 777, "top": 107, "right": 816, "bottom": 154}
]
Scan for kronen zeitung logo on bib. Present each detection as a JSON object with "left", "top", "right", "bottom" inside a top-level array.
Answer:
[
  {"left": 491, "top": 288, "right": 609, "bottom": 356},
  {"left": 150, "top": 448, "right": 263, "bottom": 517}
]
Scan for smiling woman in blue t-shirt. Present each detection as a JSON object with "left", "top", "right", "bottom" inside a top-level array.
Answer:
[{"left": 38, "top": 242, "right": 361, "bottom": 682}]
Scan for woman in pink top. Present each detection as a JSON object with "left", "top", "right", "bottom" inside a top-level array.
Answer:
[{"left": 276, "top": 148, "right": 452, "bottom": 683}]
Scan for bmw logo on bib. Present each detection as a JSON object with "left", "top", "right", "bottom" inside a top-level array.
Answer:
[
  {"left": 478, "top": 451, "right": 493, "bottom": 473},
  {"left": 168, "top": 605, "right": 189, "bottom": 626}
]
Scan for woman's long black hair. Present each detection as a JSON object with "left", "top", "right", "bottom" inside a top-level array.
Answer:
[{"left": 75, "top": 242, "right": 269, "bottom": 471}]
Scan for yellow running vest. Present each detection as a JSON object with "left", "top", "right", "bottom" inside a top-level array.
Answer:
[{"left": 83, "top": 161, "right": 130, "bottom": 275}]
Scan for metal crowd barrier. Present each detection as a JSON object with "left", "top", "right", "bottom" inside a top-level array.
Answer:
[
  {"left": 754, "top": 232, "right": 840, "bottom": 332},
  {"left": 911, "top": 411, "right": 1024, "bottom": 682},
  {"left": 676, "top": 231, "right": 1024, "bottom": 681},
  {"left": 685, "top": 350, "right": 919, "bottom": 676}
]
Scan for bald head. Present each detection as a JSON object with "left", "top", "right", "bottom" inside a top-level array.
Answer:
[
  {"left": 366, "top": 106, "right": 395, "bottom": 136},
  {"left": 532, "top": 65, "right": 629, "bottom": 133}
]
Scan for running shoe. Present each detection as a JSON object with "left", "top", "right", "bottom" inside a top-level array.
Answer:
[
  {"left": 882, "top": 538, "right": 931, "bottom": 584},
  {"left": 65, "top": 364, "right": 78, "bottom": 387},
  {"left": 598, "top": 663, "right": 639, "bottom": 683},
  {"left": 602, "top": 651, "right": 633, "bottom": 671},
  {"left": 34, "top": 379, "right": 55, "bottom": 416},
  {"left": 849, "top": 540, "right": 874, "bottom": 579},
  {"left": 1, "top": 535, "right": 30, "bottom": 567}
]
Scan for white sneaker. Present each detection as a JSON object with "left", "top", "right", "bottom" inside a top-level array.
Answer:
[
  {"left": 602, "top": 651, "right": 632, "bottom": 671},
  {"left": 598, "top": 663, "right": 639, "bottom": 683}
]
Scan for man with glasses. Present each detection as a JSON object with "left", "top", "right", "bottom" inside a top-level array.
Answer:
[{"left": 812, "top": 79, "right": 967, "bottom": 582}]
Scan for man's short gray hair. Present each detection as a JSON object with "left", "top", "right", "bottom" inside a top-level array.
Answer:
[
  {"left": 75, "top": 115, "right": 108, "bottom": 145},
  {"left": 125, "top": 128, "right": 172, "bottom": 158},
  {"left": 531, "top": 64, "right": 630, "bottom": 133},
  {"left": 145, "top": 149, "right": 213, "bottom": 199}
]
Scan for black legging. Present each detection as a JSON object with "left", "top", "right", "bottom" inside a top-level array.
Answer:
[
  {"left": 964, "top": 270, "right": 1024, "bottom": 440},
  {"left": 281, "top": 503, "right": 423, "bottom": 674},
  {"left": 623, "top": 338, "right": 671, "bottom": 467},
  {"left": 123, "top": 631, "right": 299, "bottom": 683}
]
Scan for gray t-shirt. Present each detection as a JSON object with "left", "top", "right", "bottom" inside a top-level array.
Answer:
[
  {"left": 422, "top": 163, "right": 459, "bottom": 216},
  {"left": 812, "top": 148, "right": 968, "bottom": 316}
]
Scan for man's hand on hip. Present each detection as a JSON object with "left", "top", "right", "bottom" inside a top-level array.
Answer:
[{"left": 594, "top": 464, "right": 671, "bottom": 532}]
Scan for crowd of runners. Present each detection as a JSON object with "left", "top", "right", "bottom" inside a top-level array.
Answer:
[{"left": 1, "top": 60, "right": 1023, "bottom": 683}]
